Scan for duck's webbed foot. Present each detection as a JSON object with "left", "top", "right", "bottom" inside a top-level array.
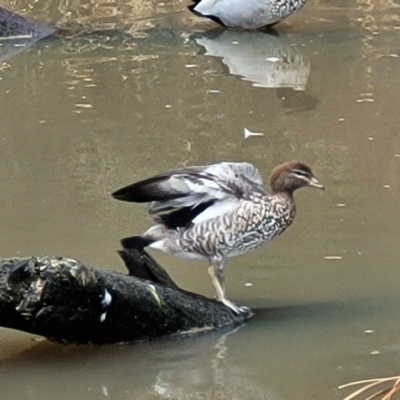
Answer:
[
  {"left": 220, "top": 297, "right": 250, "bottom": 315},
  {"left": 208, "top": 264, "right": 251, "bottom": 315}
]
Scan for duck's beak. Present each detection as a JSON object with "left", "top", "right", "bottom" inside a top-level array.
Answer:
[{"left": 308, "top": 176, "right": 324, "bottom": 190}]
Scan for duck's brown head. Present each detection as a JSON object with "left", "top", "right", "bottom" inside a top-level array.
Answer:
[{"left": 269, "top": 161, "right": 324, "bottom": 195}]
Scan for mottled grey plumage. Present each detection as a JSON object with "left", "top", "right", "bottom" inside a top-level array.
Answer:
[
  {"left": 188, "top": 0, "right": 308, "bottom": 29},
  {"left": 113, "top": 160, "right": 323, "bottom": 313}
]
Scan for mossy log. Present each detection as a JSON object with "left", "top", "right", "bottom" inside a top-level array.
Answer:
[{"left": 0, "top": 244, "right": 252, "bottom": 344}]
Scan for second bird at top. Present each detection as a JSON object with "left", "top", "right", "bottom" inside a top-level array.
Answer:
[
  {"left": 112, "top": 160, "right": 323, "bottom": 314},
  {"left": 188, "top": 0, "right": 308, "bottom": 30}
]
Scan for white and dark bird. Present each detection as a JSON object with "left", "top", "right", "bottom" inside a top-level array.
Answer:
[
  {"left": 188, "top": 0, "right": 308, "bottom": 30},
  {"left": 112, "top": 161, "right": 323, "bottom": 314}
]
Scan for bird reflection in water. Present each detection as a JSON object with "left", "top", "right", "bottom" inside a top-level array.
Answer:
[
  {"left": 148, "top": 327, "right": 282, "bottom": 400},
  {"left": 193, "top": 30, "right": 311, "bottom": 91}
]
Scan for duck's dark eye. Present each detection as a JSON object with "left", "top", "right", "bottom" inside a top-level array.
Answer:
[{"left": 292, "top": 169, "right": 311, "bottom": 179}]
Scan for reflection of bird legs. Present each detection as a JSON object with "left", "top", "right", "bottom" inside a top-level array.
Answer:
[
  {"left": 211, "top": 325, "right": 244, "bottom": 386},
  {"left": 208, "top": 262, "right": 248, "bottom": 314},
  {"left": 214, "top": 325, "right": 242, "bottom": 359}
]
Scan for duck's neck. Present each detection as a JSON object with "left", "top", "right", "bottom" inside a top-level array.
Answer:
[
  {"left": 270, "top": 177, "right": 295, "bottom": 200},
  {"left": 271, "top": 190, "right": 294, "bottom": 202},
  {"left": 269, "top": 190, "right": 297, "bottom": 226}
]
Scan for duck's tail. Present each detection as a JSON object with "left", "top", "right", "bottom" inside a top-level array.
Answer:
[
  {"left": 120, "top": 236, "right": 157, "bottom": 251},
  {"left": 120, "top": 223, "right": 171, "bottom": 252},
  {"left": 187, "top": 0, "right": 201, "bottom": 14},
  {"left": 187, "top": 0, "right": 227, "bottom": 26}
]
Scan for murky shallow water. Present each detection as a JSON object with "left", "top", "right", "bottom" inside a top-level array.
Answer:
[{"left": 1, "top": 0, "right": 400, "bottom": 399}]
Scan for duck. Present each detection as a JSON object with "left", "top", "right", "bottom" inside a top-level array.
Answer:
[
  {"left": 112, "top": 160, "right": 324, "bottom": 314},
  {"left": 188, "top": 0, "right": 308, "bottom": 30}
]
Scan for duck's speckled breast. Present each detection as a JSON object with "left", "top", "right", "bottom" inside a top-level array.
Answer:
[{"left": 178, "top": 193, "right": 296, "bottom": 259}]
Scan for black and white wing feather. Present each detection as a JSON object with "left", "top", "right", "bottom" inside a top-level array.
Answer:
[
  {"left": 113, "top": 162, "right": 265, "bottom": 210},
  {"left": 112, "top": 162, "right": 266, "bottom": 228}
]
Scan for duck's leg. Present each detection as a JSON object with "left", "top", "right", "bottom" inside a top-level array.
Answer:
[
  {"left": 208, "top": 262, "right": 242, "bottom": 314},
  {"left": 216, "top": 263, "right": 226, "bottom": 296}
]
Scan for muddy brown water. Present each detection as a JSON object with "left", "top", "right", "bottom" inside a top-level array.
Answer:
[{"left": 1, "top": 1, "right": 400, "bottom": 399}]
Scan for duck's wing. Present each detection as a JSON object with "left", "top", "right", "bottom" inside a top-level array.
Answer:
[
  {"left": 112, "top": 162, "right": 266, "bottom": 215},
  {"left": 215, "top": 162, "right": 265, "bottom": 191}
]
